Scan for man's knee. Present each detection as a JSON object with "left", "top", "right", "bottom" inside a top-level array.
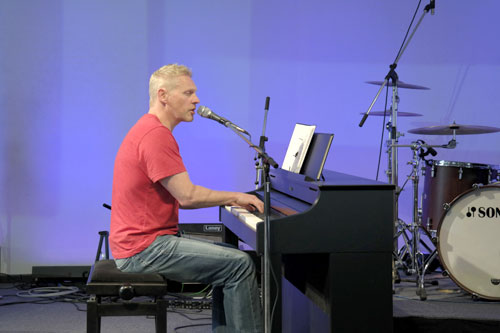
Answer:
[{"left": 234, "top": 250, "right": 257, "bottom": 277}]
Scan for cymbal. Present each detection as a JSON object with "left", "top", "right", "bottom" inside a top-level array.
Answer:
[
  {"left": 366, "top": 80, "right": 430, "bottom": 90},
  {"left": 408, "top": 123, "right": 500, "bottom": 135},
  {"left": 363, "top": 110, "right": 423, "bottom": 117}
]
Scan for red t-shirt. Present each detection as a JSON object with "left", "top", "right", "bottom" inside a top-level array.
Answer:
[{"left": 110, "top": 114, "right": 186, "bottom": 259}]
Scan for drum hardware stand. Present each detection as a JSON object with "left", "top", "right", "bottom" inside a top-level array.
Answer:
[
  {"left": 392, "top": 142, "right": 427, "bottom": 275},
  {"left": 391, "top": 142, "right": 431, "bottom": 299},
  {"left": 393, "top": 140, "right": 458, "bottom": 300},
  {"left": 412, "top": 137, "right": 459, "bottom": 300},
  {"left": 391, "top": 133, "right": 456, "bottom": 285}
]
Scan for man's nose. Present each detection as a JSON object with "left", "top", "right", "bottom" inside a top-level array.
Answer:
[{"left": 193, "top": 94, "right": 200, "bottom": 104}]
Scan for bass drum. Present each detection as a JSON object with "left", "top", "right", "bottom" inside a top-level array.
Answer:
[{"left": 437, "top": 185, "right": 500, "bottom": 300}]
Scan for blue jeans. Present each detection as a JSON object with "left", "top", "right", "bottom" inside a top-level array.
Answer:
[{"left": 115, "top": 234, "right": 263, "bottom": 333}]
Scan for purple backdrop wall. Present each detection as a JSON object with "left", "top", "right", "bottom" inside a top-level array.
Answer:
[{"left": 1, "top": 0, "right": 499, "bottom": 273}]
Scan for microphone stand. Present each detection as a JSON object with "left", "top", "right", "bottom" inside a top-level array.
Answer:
[
  {"left": 357, "top": 0, "right": 435, "bottom": 289},
  {"left": 226, "top": 124, "right": 278, "bottom": 333}
]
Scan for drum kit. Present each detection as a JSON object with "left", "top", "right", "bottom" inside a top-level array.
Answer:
[{"left": 365, "top": 80, "right": 500, "bottom": 301}]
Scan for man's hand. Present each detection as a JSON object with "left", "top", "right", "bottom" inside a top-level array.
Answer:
[{"left": 228, "top": 193, "right": 264, "bottom": 214}]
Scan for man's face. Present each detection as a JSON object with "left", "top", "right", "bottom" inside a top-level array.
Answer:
[{"left": 166, "top": 75, "right": 200, "bottom": 123}]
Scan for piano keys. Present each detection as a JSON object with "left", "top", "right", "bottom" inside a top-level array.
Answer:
[
  {"left": 220, "top": 167, "right": 395, "bottom": 332},
  {"left": 224, "top": 205, "right": 288, "bottom": 231}
]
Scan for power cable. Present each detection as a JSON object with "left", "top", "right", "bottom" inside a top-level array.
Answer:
[{"left": 17, "top": 286, "right": 80, "bottom": 298}]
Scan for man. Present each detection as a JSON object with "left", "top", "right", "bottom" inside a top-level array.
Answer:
[{"left": 110, "top": 64, "right": 264, "bottom": 332}]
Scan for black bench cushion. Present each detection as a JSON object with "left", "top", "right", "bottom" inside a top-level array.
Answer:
[{"left": 89, "top": 259, "right": 166, "bottom": 283}]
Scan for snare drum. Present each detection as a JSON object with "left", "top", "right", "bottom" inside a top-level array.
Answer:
[
  {"left": 421, "top": 160, "right": 498, "bottom": 231},
  {"left": 437, "top": 185, "right": 500, "bottom": 300}
]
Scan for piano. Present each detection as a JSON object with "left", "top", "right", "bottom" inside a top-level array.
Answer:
[{"left": 220, "top": 168, "right": 394, "bottom": 332}]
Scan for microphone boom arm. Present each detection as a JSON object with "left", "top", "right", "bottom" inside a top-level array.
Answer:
[
  {"left": 359, "top": 1, "right": 433, "bottom": 127},
  {"left": 227, "top": 124, "right": 278, "bottom": 169}
]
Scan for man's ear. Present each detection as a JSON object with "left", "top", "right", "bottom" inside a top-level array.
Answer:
[{"left": 158, "top": 88, "right": 169, "bottom": 104}]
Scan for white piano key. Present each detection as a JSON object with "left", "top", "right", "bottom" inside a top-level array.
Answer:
[
  {"left": 238, "top": 213, "right": 262, "bottom": 231},
  {"left": 231, "top": 207, "right": 249, "bottom": 216},
  {"left": 225, "top": 206, "right": 262, "bottom": 230}
]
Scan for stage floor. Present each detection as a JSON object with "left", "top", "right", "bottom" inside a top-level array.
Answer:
[
  {"left": 1, "top": 273, "right": 500, "bottom": 332},
  {"left": 394, "top": 271, "right": 500, "bottom": 332}
]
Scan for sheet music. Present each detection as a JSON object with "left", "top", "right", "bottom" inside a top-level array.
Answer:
[{"left": 281, "top": 123, "right": 316, "bottom": 173}]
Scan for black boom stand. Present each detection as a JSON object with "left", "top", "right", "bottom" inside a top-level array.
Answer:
[
  {"left": 358, "top": 0, "right": 436, "bottom": 297},
  {"left": 254, "top": 97, "right": 271, "bottom": 189},
  {"left": 225, "top": 113, "right": 278, "bottom": 333}
]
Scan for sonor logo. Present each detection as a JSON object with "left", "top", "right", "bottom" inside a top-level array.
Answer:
[
  {"left": 466, "top": 206, "right": 500, "bottom": 218},
  {"left": 203, "top": 225, "right": 222, "bottom": 233}
]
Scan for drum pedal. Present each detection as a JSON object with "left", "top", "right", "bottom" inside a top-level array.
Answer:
[{"left": 491, "top": 278, "right": 500, "bottom": 286}]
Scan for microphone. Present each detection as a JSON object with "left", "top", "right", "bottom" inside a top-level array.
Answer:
[{"left": 197, "top": 105, "right": 249, "bottom": 135}]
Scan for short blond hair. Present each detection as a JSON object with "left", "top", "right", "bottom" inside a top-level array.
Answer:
[{"left": 149, "top": 64, "right": 192, "bottom": 105}]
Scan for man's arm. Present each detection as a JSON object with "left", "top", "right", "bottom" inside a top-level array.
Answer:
[{"left": 160, "top": 171, "right": 264, "bottom": 213}]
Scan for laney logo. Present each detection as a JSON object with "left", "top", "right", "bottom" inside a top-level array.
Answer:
[
  {"left": 466, "top": 206, "right": 500, "bottom": 218},
  {"left": 203, "top": 225, "right": 222, "bottom": 233}
]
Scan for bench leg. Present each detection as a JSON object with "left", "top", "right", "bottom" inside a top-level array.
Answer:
[
  {"left": 155, "top": 298, "right": 167, "bottom": 333},
  {"left": 87, "top": 296, "right": 101, "bottom": 333}
]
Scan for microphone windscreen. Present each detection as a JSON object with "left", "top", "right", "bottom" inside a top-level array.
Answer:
[{"left": 197, "top": 105, "right": 212, "bottom": 118}]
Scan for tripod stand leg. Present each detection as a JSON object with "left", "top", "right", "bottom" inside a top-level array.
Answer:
[
  {"left": 394, "top": 220, "right": 414, "bottom": 274},
  {"left": 416, "top": 248, "right": 438, "bottom": 300}
]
